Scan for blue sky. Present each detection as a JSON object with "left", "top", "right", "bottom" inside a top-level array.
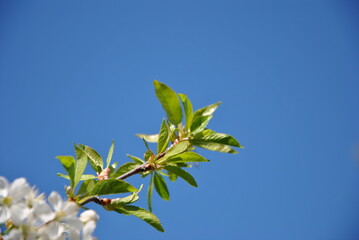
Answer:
[{"left": 1, "top": 1, "right": 359, "bottom": 239}]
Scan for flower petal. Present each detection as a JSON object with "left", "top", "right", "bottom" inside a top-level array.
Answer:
[
  {"left": 0, "top": 206, "right": 10, "bottom": 224},
  {"left": 80, "top": 210, "right": 99, "bottom": 223},
  {"left": 9, "top": 178, "right": 31, "bottom": 203},
  {"left": 0, "top": 176, "right": 9, "bottom": 197},
  {"left": 4, "top": 228, "right": 23, "bottom": 240},
  {"left": 63, "top": 202, "right": 79, "bottom": 218},
  {"left": 44, "top": 221, "right": 64, "bottom": 239},
  {"left": 10, "top": 204, "right": 30, "bottom": 226},
  {"left": 48, "top": 192, "right": 63, "bottom": 212},
  {"left": 34, "top": 200, "right": 55, "bottom": 223},
  {"left": 66, "top": 217, "right": 83, "bottom": 232},
  {"left": 82, "top": 221, "right": 96, "bottom": 239}
]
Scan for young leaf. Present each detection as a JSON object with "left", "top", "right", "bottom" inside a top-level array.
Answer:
[
  {"left": 77, "top": 179, "right": 97, "bottom": 196},
  {"left": 166, "top": 152, "right": 208, "bottom": 163},
  {"left": 147, "top": 174, "right": 154, "bottom": 212},
  {"left": 164, "top": 141, "right": 190, "bottom": 159},
  {"left": 144, "top": 150, "right": 155, "bottom": 161},
  {"left": 142, "top": 138, "right": 151, "bottom": 151},
  {"left": 154, "top": 80, "right": 182, "bottom": 125},
  {"left": 106, "top": 141, "right": 115, "bottom": 168},
  {"left": 157, "top": 119, "right": 169, "bottom": 154},
  {"left": 90, "top": 179, "right": 137, "bottom": 196},
  {"left": 74, "top": 146, "right": 88, "bottom": 189},
  {"left": 192, "top": 102, "right": 221, "bottom": 118},
  {"left": 194, "top": 131, "right": 242, "bottom": 148},
  {"left": 168, "top": 171, "right": 178, "bottom": 182},
  {"left": 153, "top": 172, "right": 170, "bottom": 201},
  {"left": 114, "top": 205, "right": 164, "bottom": 232},
  {"left": 126, "top": 154, "right": 144, "bottom": 164},
  {"left": 191, "top": 141, "right": 237, "bottom": 153},
  {"left": 136, "top": 134, "right": 159, "bottom": 143},
  {"left": 164, "top": 166, "right": 198, "bottom": 187},
  {"left": 111, "top": 185, "right": 143, "bottom": 206},
  {"left": 56, "top": 156, "right": 76, "bottom": 188},
  {"left": 57, "top": 174, "right": 96, "bottom": 181},
  {"left": 80, "top": 144, "right": 103, "bottom": 172},
  {"left": 190, "top": 115, "right": 213, "bottom": 135},
  {"left": 178, "top": 93, "right": 193, "bottom": 130},
  {"left": 112, "top": 162, "right": 141, "bottom": 179}
]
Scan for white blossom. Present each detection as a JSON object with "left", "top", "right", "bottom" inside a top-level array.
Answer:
[
  {"left": 0, "top": 177, "right": 31, "bottom": 224},
  {"left": 0, "top": 177, "right": 98, "bottom": 240}
]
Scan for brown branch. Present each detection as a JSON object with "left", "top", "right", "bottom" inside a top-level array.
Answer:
[{"left": 80, "top": 138, "right": 189, "bottom": 207}]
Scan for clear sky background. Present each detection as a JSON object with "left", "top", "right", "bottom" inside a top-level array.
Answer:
[{"left": 1, "top": 1, "right": 359, "bottom": 239}]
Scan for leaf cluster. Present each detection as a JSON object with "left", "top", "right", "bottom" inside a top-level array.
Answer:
[{"left": 57, "top": 81, "right": 242, "bottom": 232}]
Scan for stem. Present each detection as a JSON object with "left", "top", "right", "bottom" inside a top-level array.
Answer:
[
  {"left": 81, "top": 138, "right": 189, "bottom": 207},
  {"left": 116, "top": 162, "right": 152, "bottom": 180}
]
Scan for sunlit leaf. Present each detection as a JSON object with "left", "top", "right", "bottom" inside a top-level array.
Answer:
[
  {"left": 192, "top": 141, "right": 237, "bottom": 153},
  {"left": 113, "top": 205, "right": 164, "bottom": 232},
  {"left": 190, "top": 115, "right": 213, "bottom": 135},
  {"left": 166, "top": 152, "right": 208, "bottom": 163},
  {"left": 106, "top": 141, "right": 115, "bottom": 168},
  {"left": 111, "top": 185, "right": 143, "bottom": 206},
  {"left": 154, "top": 80, "right": 182, "bottom": 125},
  {"left": 178, "top": 93, "right": 193, "bottom": 130},
  {"left": 79, "top": 144, "right": 103, "bottom": 172},
  {"left": 74, "top": 146, "right": 88, "bottom": 189},
  {"left": 157, "top": 119, "right": 169, "bottom": 154},
  {"left": 57, "top": 173, "right": 96, "bottom": 181},
  {"left": 126, "top": 154, "right": 144, "bottom": 164},
  {"left": 90, "top": 179, "right": 137, "bottom": 196},
  {"left": 194, "top": 131, "right": 242, "bottom": 148},
  {"left": 77, "top": 179, "right": 97, "bottom": 196},
  {"left": 56, "top": 156, "right": 76, "bottom": 188},
  {"left": 192, "top": 102, "right": 221, "bottom": 118},
  {"left": 164, "top": 141, "right": 190, "bottom": 159},
  {"left": 136, "top": 134, "right": 159, "bottom": 143}
]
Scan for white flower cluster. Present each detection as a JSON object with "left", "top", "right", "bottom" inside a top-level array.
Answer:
[{"left": 0, "top": 177, "right": 98, "bottom": 240}]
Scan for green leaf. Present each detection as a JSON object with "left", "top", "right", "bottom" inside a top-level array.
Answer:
[
  {"left": 142, "top": 138, "right": 151, "bottom": 151},
  {"left": 126, "top": 154, "right": 144, "bottom": 164},
  {"left": 111, "top": 185, "right": 143, "bottom": 206},
  {"left": 157, "top": 119, "right": 170, "bottom": 154},
  {"left": 90, "top": 179, "right": 137, "bottom": 196},
  {"left": 164, "top": 166, "right": 198, "bottom": 187},
  {"left": 154, "top": 80, "right": 182, "bottom": 125},
  {"left": 192, "top": 102, "right": 221, "bottom": 118},
  {"left": 148, "top": 175, "right": 154, "bottom": 212},
  {"left": 194, "top": 131, "right": 242, "bottom": 148},
  {"left": 164, "top": 141, "right": 190, "bottom": 159},
  {"left": 168, "top": 171, "right": 178, "bottom": 182},
  {"left": 136, "top": 134, "right": 159, "bottom": 143},
  {"left": 80, "top": 144, "right": 103, "bottom": 172},
  {"left": 115, "top": 205, "right": 164, "bottom": 232},
  {"left": 153, "top": 172, "right": 170, "bottom": 201},
  {"left": 190, "top": 115, "right": 213, "bottom": 135},
  {"left": 77, "top": 179, "right": 97, "bottom": 196},
  {"left": 144, "top": 150, "right": 155, "bottom": 161},
  {"left": 56, "top": 156, "right": 76, "bottom": 188},
  {"left": 57, "top": 173, "right": 96, "bottom": 181},
  {"left": 106, "top": 141, "right": 115, "bottom": 168},
  {"left": 74, "top": 146, "right": 88, "bottom": 189},
  {"left": 166, "top": 152, "right": 208, "bottom": 163},
  {"left": 192, "top": 141, "right": 237, "bottom": 153},
  {"left": 178, "top": 93, "right": 193, "bottom": 130},
  {"left": 112, "top": 162, "right": 141, "bottom": 179}
]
